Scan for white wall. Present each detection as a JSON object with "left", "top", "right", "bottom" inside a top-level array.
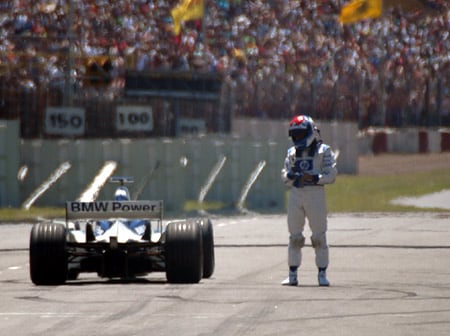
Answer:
[
  {"left": 357, "top": 127, "right": 450, "bottom": 154},
  {"left": 232, "top": 118, "right": 359, "bottom": 174},
  {"left": 18, "top": 137, "right": 290, "bottom": 213},
  {"left": 2, "top": 118, "right": 358, "bottom": 212},
  {"left": 0, "top": 120, "right": 20, "bottom": 207}
]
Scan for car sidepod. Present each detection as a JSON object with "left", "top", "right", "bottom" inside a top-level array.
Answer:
[
  {"left": 29, "top": 222, "right": 68, "bottom": 286},
  {"left": 165, "top": 219, "right": 203, "bottom": 284}
]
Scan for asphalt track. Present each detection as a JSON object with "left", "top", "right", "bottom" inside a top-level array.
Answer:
[{"left": 1, "top": 213, "right": 450, "bottom": 336}]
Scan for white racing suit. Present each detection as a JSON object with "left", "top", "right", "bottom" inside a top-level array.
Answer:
[{"left": 281, "top": 141, "right": 337, "bottom": 269}]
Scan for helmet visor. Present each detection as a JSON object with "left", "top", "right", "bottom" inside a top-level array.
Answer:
[{"left": 289, "top": 128, "right": 311, "bottom": 141}]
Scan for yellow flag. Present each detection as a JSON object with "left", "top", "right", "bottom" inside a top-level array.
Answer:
[
  {"left": 339, "top": 0, "right": 382, "bottom": 24},
  {"left": 171, "top": 0, "right": 204, "bottom": 35}
]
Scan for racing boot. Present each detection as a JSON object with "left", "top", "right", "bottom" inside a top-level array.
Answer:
[
  {"left": 281, "top": 267, "right": 298, "bottom": 286},
  {"left": 318, "top": 268, "right": 330, "bottom": 287}
]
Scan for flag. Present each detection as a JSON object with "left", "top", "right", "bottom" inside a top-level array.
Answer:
[
  {"left": 171, "top": 0, "right": 204, "bottom": 35},
  {"left": 339, "top": 0, "right": 382, "bottom": 24}
]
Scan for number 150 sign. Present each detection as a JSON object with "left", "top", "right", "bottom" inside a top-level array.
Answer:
[{"left": 45, "top": 107, "right": 85, "bottom": 136}]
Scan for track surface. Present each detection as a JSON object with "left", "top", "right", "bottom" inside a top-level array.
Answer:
[{"left": 1, "top": 213, "right": 450, "bottom": 336}]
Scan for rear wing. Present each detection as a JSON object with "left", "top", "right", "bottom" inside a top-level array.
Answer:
[
  {"left": 66, "top": 200, "right": 163, "bottom": 221},
  {"left": 110, "top": 176, "right": 134, "bottom": 184}
]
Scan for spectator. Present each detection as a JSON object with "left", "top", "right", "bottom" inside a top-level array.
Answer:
[{"left": 0, "top": 0, "right": 449, "bottom": 127}]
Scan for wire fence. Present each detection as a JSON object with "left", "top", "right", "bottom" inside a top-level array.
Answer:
[{"left": 1, "top": 66, "right": 449, "bottom": 139}]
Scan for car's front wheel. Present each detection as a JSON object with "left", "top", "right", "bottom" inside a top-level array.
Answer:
[{"left": 29, "top": 223, "right": 67, "bottom": 285}]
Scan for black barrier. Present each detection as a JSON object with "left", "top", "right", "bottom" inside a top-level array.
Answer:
[
  {"left": 123, "top": 71, "right": 228, "bottom": 137},
  {"left": 125, "top": 71, "right": 223, "bottom": 100}
]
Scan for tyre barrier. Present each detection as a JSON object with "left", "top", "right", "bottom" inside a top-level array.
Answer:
[{"left": 358, "top": 128, "right": 450, "bottom": 154}]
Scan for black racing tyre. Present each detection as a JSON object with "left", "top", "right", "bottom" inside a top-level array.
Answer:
[
  {"left": 67, "top": 269, "right": 80, "bottom": 281},
  {"left": 165, "top": 220, "right": 203, "bottom": 284},
  {"left": 29, "top": 223, "right": 67, "bottom": 285},
  {"left": 198, "top": 218, "right": 215, "bottom": 278}
]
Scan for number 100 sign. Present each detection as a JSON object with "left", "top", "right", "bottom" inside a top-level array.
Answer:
[{"left": 116, "top": 106, "right": 153, "bottom": 132}]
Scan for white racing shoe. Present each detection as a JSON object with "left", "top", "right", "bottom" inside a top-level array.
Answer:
[
  {"left": 281, "top": 270, "right": 298, "bottom": 286},
  {"left": 318, "top": 269, "right": 330, "bottom": 286}
]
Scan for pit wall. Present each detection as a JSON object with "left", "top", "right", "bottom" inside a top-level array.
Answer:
[
  {"left": 0, "top": 120, "right": 20, "bottom": 207},
  {"left": 232, "top": 118, "right": 358, "bottom": 175},
  {"left": 1, "top": 119, "right": 358, "bottom": 211},
  {"left": 18, "top": 137, "right": 291, "bottom": 212},
  {"left": 4, "top": 119, "right": 448, "bottom": 211}
]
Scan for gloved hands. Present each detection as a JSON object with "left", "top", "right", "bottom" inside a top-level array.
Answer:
[
  {"left": 286, "top": 170, "right": 303, "bottom": 181},
  {"left": 303, "top": 173, "right": 319, "bottom": 184},
  {"left": 287, "top": 169, "right": 304, "bottom": 188},
  {"left": 287, "top": 169, "right": 318, "bottom": 187}
]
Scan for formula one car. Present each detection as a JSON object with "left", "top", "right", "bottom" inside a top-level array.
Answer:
[{"left": 29, "top": 177, "right": 215, "bottom": 285}]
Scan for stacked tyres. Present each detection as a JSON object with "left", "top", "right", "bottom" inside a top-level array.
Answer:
[
  {"left": 165, "top": 220, "right": 203, "bottom": 283},
  {"left": 198, "top": 218, "right": 215, "bottom": 278},
  {"left": 29, "top": 223, "right": 68, "bottom": 285}
]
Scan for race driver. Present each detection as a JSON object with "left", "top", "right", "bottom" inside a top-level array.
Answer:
[{"left": 281, "top": 115, "right": 337, "bottom": 286}]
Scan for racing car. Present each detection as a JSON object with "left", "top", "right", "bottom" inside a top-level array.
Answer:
[{"left": 29, "top": 177, "right": 215, "bottom": 285}]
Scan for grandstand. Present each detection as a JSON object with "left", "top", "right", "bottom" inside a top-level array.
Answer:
[{"left": 0, "top": 0, "right": 449, "bottom": 138}]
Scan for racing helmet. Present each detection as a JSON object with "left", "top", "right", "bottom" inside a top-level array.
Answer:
[
  {"left": 114, "top": 186, "right": 130, "bottom": 201},
  {"left": 288, "top": 115, "right": 317, "bottom": 150}
]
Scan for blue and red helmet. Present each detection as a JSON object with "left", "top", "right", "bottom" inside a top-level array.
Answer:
[
  {"left": 288, "top": 115, "right": 317, "bottom": 150},
  {"left": 114, "top": 186, "right": 130, "bottom": 201}
]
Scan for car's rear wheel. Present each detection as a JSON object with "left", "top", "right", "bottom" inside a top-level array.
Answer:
[
  {"left": 67, "top": 269, "right": 80, "bottom": 281},
  {"left": 29, "top": 223, "right": 67, "bottom": 285},
  {"left": 165, "top": 220, "right": 203, "bottom": 283},
  {"left": 198, "top": 218, "right": 215, "bottom": 278}
]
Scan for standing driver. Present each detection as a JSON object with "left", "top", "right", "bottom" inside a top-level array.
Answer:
[{"left": 281, "top": 115, "right": 337, "bottom": 286}]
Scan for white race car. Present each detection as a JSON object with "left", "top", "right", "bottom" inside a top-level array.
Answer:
[{"left": 29, "top": 177, "right": 215, "bottom": 285}]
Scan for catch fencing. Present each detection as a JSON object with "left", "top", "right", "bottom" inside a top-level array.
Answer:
[{"left": 1, "top": 67, "right": 449, "bottom": 140}]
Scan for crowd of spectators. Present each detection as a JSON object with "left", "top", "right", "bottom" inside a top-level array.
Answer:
[{"left": 0, "top": 0, "right": 449, "bottom": 127}]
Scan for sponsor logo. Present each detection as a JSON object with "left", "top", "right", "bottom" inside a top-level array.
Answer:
[
  {"left": 69, "top": 201, "right": 159, "bottom": 213},
  {"left": 111, "top": 202, "right": 157, "bottom": 212},
  {"left": 295, "top": 159, "right": 313, "bottom": 171}
]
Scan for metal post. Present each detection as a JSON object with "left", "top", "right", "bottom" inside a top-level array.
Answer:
[{"left": 64, "top": 0, "right": 74, "bottom": 106}]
